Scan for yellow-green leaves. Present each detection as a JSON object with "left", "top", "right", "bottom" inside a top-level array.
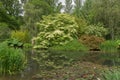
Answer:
[{"left": 33, "top": 13, "right": 79, "bottom": 49}]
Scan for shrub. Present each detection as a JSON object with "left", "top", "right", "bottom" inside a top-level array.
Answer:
[
  {"left": 100, "top": 40, "right": 118, "bottom": 52},
  {"left": 75, "top": 17, "right": 88, "bottom": 37},
  {"left": 11, "top": 30, "right": 30, "bottom": 43},
  {"left": 33, "top": 13, "right": 79, "bottom": 49},
  {"left": 83, "top": 23, "right": 108, "bottom": 37},
  {"left": 79, "top": 35, "right": 105, "bottom": 50},
  {"left": 0, "top": 42, "right": 26, "bottom": 75}
]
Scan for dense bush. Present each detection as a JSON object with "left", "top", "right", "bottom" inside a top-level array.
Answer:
[
  {"left": 0, "top": 42, "right": 26, "bottom": 75},
  {"left": 11, "top": 30, "right": 30, "bottom": 43},
  {"left": 79, "top": 35, "right": 105, "bottom": 50},
  {"left": 33, "top": 13, "right": 79, "bottom": 49}
]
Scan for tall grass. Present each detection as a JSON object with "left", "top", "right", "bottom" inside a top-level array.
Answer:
[
  {"left": 0, "top": 41, "right": 26, "bottom": 75},
  {"left": 99, "top": 40, "right": 118, "bottom": 52}
]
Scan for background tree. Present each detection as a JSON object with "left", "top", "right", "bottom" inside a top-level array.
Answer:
[
  {"left": 73, "top": 0, "right": 82, "bottom": 18},
  {"left": 64, "top": 0, "right": 73, "bottom": 14},
  {"left": 0, "top": 0, "right": 22, "bottom": 17},
  {"left": 24, "top": 0, "right": 52, "bottom": 37},
  {"left": 0, "top": 2, "right": 20, "bottom": 29},
  {"left": 80, "top": 0, "right": 93, "bottom": 23},
  {"left": 0, "top": 0, "right": 24, "bottom": 29},
  {"left": 24, "top": 0, "right": 63, "bottom": 37},
  {"left": 89, "top": 0, "right": 120, "bottom": 39},
  {"left": 45, "top": 0, "right": 63, "bottom": 13}
]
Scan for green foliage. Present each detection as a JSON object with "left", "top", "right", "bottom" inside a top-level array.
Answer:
[
  {"left": 0, "top": 41, "right": 26, "bottom": 75},
  {"left": 0, "top": 23, "right": 11, "bottom": 41},
  {"left": 80, "top": 0, "right": 93, "bottom": 23},
  {"left": 85, "top": 0, "right": 120, "bottom": 39},
  {"left": 75, "top": 17, "right": 88, "bottom": 37},
  {"left": 33, "top": 13, "right": 79, "bottom": 49},
  {"left": 79, "top": 35, "right": 105, "bottom": 50},
  {"left": 49, "top": 39, "right": 88, "bottom": 51},
  {"left": 24, "top": 0, "right": 62, "bottom": 36},
  {"left": 83, "top": 24, "right": 108, "bottom": 37},
  {"left": 11, "top": 30, "right": 30, "bottom": 43},
  {"left": 116, "top": 40, "right": 120, "bottom": 45},
  {"left": 0, "top": 0, "right": 23, "bottom": 29},
  {"left": 7, "top": 38, "right": 23, "bottom": 48},
  {"left": 100, "top": 40, "right": 118, "bottom": 52},
  {"left": 45, "top": 0, "right": 63, "bottom": 13},
  {"left": 0, "top": 0, "right": 22, "bottom": 17},
  {"left": 73, "top": 0, "right": 82, "bottom": 18},
  {"left": 102, "top": 68, "right": 120, "bottom": 80}
]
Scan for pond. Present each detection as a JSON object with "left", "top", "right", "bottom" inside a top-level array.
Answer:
[{"left": 0, "top": 50, "right": 120, "bottom": 80}]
